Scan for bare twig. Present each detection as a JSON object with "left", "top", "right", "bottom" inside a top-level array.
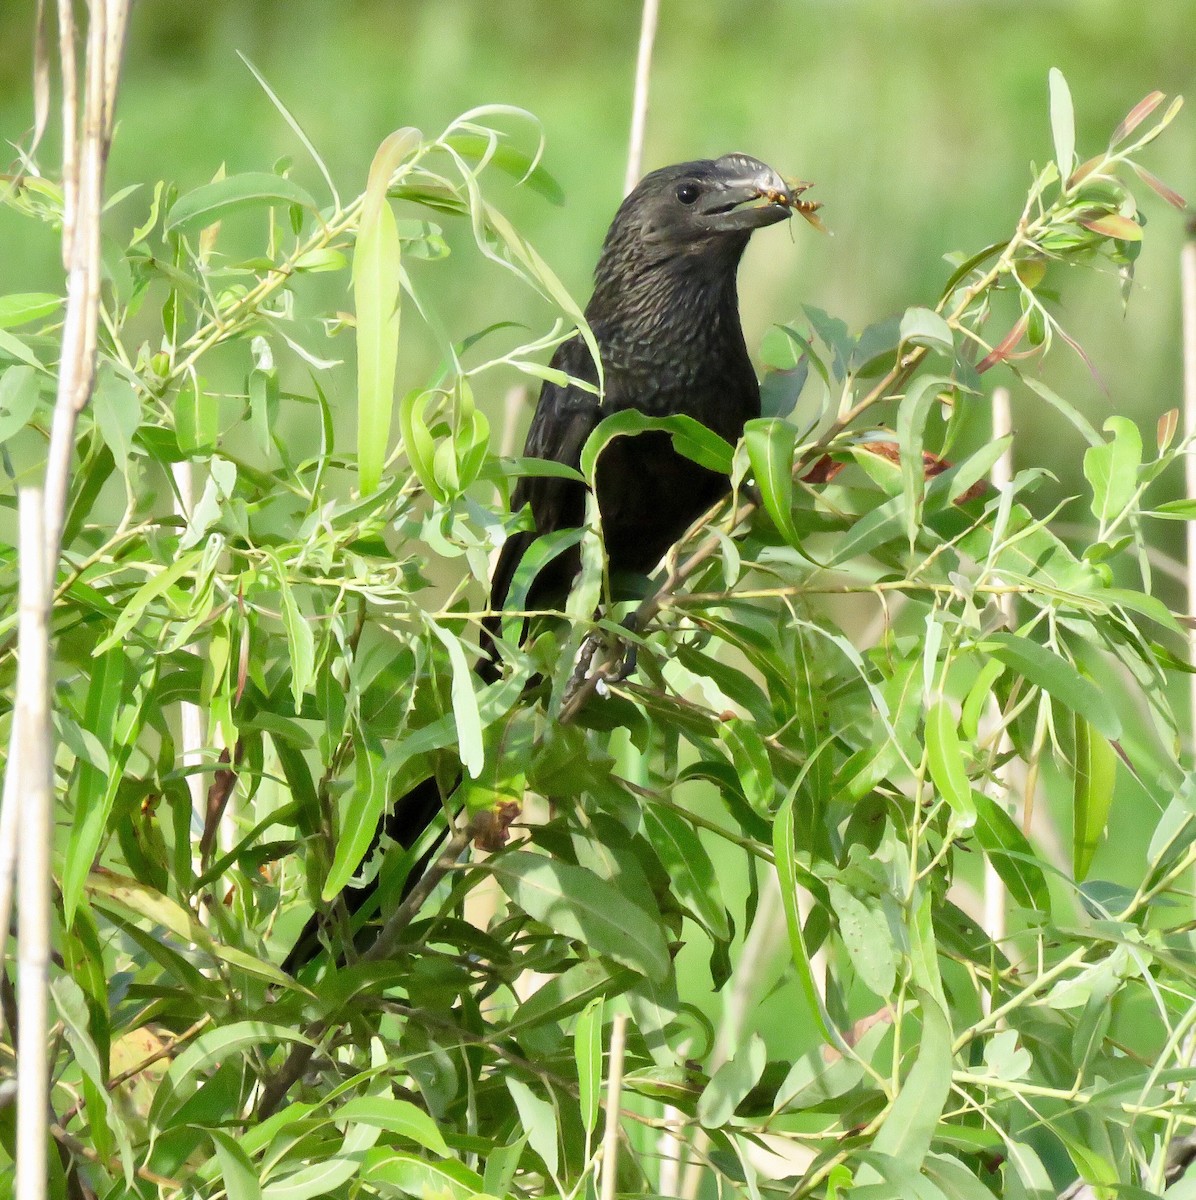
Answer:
[
  {"left": 623, "top": 0, "right": 660, "bottom": 195},
  {"left": 15, "top": 490, "right": 51, "bottom": 1200},
  {"left": 982, "top": 386, "right": 1014, "bottom": 962}
]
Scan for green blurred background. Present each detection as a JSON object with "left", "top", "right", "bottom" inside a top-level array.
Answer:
[{"left": 2, "top": 0, "right": 1194, "bottom": 1064}]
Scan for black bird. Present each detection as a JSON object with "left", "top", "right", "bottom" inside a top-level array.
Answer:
[{"left": 284, "top": 154, "right": 799, "bottom": 971}]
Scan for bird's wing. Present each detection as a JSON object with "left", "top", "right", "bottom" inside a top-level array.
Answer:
[{"left": 489, "top": 334, "right": 602, "bottom": 611}]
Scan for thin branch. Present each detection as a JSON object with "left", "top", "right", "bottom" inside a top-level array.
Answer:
[
  {"left": 15, "top": 490, "right": 51, "bottom": 1200},
  {"left": 623, "top": 0, "right": 660, "bottom": 196}
]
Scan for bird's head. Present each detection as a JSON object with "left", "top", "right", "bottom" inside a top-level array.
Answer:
[{"left": 603, "top": 154, "right": 802, "bottom": 265}]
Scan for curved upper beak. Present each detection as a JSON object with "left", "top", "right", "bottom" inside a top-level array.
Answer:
[{"left": 699, "top": 153, "right": 796, "bottom": 232}]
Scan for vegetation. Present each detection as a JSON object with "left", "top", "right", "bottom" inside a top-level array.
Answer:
[{"left": 1, "top": 21, "right": 1195, "bottom": 1200}]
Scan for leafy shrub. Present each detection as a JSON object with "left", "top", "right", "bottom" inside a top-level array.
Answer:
[{"left": 2, "top": 69, "right": 1194, "bottom": 1199}]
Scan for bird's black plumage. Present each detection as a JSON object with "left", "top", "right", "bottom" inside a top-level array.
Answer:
[{"left": 284, "top": 154, "right": 795, "bottom": 972}]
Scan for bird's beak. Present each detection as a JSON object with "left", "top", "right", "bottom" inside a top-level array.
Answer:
[{"left": 700, "top": 154, "right": 801, "bottom": 232}]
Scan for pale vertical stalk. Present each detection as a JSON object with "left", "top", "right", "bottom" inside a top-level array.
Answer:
[
  {"left": 983, "top": 386, "right": 1014, "bottom": 960},
  {"left": 623, "top": 0, "right": 660, "bottom": 196},
  {"left": 680, "top": 879, "right": 785, "bottom": 1199},
  {"left": 172, "top": 462, "right": 206, "bottom": 834},
  {"left": 14, "top": 489, "right": 51, "bottom": 1200},
  {"left": 1180, "top": 243, "right": 1196, "bottom": 745},
  {"left": 599, "top": 1012, "right": 629, "bottom": 1200},
  {"left": 42, "top": 0, "right": 130, "bottom": 586}
]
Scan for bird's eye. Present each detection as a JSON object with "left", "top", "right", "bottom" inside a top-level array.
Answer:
[{"left": 675, "top": 182, "right": 700, "bottom": 205}]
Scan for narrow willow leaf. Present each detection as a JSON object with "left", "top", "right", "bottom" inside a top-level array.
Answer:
[
  {"left": 1073, "top": 715, "right": 1117, "bottom": 881},
  {"left": 773, "top": 785, "right": 835, "bottom": 1042},
  {"left": 897, "top": 375, "right": 952, "bottom": 546},
  {"left": 925, "top": 699, "right": 977, "bottom": 827},
  {"left": 579, "top": 408, "right": 734, "bottom": 482},
  {"left": 574, "top": 997, "right": 604, "bottom": 1139},
  {"left": 276, "top": 569, "right": 316, "bottom": 714},
  {"left": 827, "top": 881, "right": 896, "bottom": 999},
  {"left": 63, "top": 645, "right": 127, "bottom": 923},
  {"left": 165, "top": 172, "right": 318, "bottom": 234},
  {"left": 175, "top": 377, "right": 219, "bottom": 453},
  {"left": 322, "top": 729, "right": 390, "bottom": 900},
  {"left": 362, "top": 1152, "right": 484, "bottom": 1200},
  {"left": 1079, "top": 213, "right": 1142, "bottom": 242},
  {"left": 1048, "top": 67, "right": 1076, "bottom": 181},
  {"left": 355, "top": 128, "right": 420, "bottom": 494},
  {"left": 866, "top": 989, "right": 953, "bottom": 1173},
  {"left": 426, "top": 619, "right": 483, "bottom": 777},
  {"left": 149, "top": 1021, "right": 313, "bottom": 1127},
  {"left": 491, "top": 851, "right": 670, "bottom": 983},
  {"left": 0, "top": 327, "right": 46, "bottom": 370},
  {"left": 0, "top": 364, "right": 40, "bottom": 443},
  {"left": 642, "top": 807, "right": 730, "bottom": 939},
  {"left": 0, "top": 292, "right": 62, "bottom": 328},
  {"left": 94, "top": 549, "right": 204, "bottom": 654},
  {"left": 972, "top": 791, "right": 1049, "bottom": 911},
  {"left": 506, "top": 1078, "right": 558, "bottom": 1178},
  {"left": 697, "top": 1033, "right": 767, "bottom": 1128},
  {"left": 743, "top": 417, "right": 801, "bottom": 547},
  {"left": 92, "top": 373, "right": 141, "bottom": 468},
  {"left": 720, "top": 716, "right": 774, "bottom": 816},
  {"left": 209, "top": 1129, "right": 263, "bottom": 1200},
  {"left": 1110, "top": 91, "right": 1165, "bottom": 147},
  {"left": 980, "top": 632, "right": 1121, "bottom": 740}
]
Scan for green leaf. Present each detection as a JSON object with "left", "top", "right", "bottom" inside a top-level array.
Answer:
[
  {"left": 63, "top": 645, "right": 127, "bottom": 924},
  {"left": 355, "top": 129, "right": 420, "bottom": 494},
  {"left": 92, "top": 372, "right": 141, "bottom": 468},
  {"left": 506, "top": 1078, "right": 559, "bottom": 1178},
  {"left": 362, "top": 1151, "right": 484, "bottom": 1200},
  {"left": 979, "top": 632, "right": 1121, "bottom": 740},
  {"left": 0, "top": 364, "right": 40, "bottom": 443},
  {"left": 897, "top": 375, "right": 952, "bottom": 546},
  {"left": 323, "top": 729, "right": 390, "bottom": 900},
  {"left": 642, "top": 807, "right": 730, "bottom": 939},
  {"left": 697, "top": 1033, "right": 767, "bottom": 1128},
  {"left": 866, "top": 989, "right": 953, "bottom": 1174},
  {"left": 773, "top": 785, "right": 835, "bottom": 1043},
  {"left": 720, "top": 716, "right": 774, "bottom": 816},
  {"left": 827, "top": 881, "right": 897, "bottom": 999},
  {"left": 491, "top": 851, "right": 671, "bottom": 983},
  {"left": 1073, "top": 714, "right": 1117, "bottom": 881},
  {"left": 276, "top": 568, "right": 316, "bottom": 714},
  {"left": 899, "top": 307, "right": 954, "bottom": 353},
  {"left": 164, "top": 171, "right": 318, "bottom": 234},
  {"left": 925, "top": 699, "right": 977, "bottom": 827},
  {"left": 579, "top": 409, "right": 734, "bottom": 481},
  {"left": 1083, "top": 415, "right": 1142, "bottom": 527},
  {"left": 94, "top": 550, "right": 204, "bottom": 654},
  {"left": 444, "top": 132, "right": 565, "bottom": 204},
  {"left": 1048, "top": 67, "right": 1076, "bottom": 180},
  {"left": 149, "top": 1020, "right": 313, "bottom": 1127},
  {"left": 971, "top": 791, "right": 1049, "bottom": 911},
  {"left": 334, "top": 1097, "right": 450, "bottom": 1156},
  {"left": 0, "top": 327, "right": 45, "bottom": 370},
  {"left": 209, "top": 1129, "right": 263, "bottom": 1200},
  {"left": 574, "top": 997, "right": 604, "bottom": 1139},
  {"left": 426, "top": 619, "right": 484, "bottom": 778},
  {"left": 743, "top": 417, "right": 801, "bottom": 547},
  {"left": 174, "top": 377, "right": 219, "bottom": 454},
  {"left": 0, "top": 292, "right": 62, "bottom": 328}
]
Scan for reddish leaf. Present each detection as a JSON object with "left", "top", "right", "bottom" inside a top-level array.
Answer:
[
  {"left": 1158, "top": 408, "right": 1179, "bottom": 454},
  {"left": 1079, "top": 213, "right": 1143, "bottom": 241},
  {"left": 1109, "top": 91, "right": 1165, "bottom": 148},
  {"left": 1131, "top": 162, "right": 1188, "bottom": 211},
  {"left": 976, "top": 314, "right": 1030, "bottom": 374}
]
